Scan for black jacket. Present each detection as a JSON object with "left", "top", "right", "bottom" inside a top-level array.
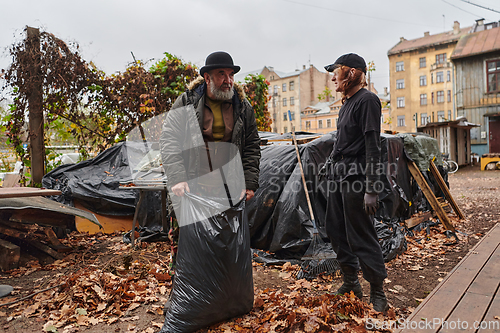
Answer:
[{"left": 160, "top": 76, "right": 261, "bottom": 192}]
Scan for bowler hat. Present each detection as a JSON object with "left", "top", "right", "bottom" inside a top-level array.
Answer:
[
  {"left": 200, "top": 51, "right": 241, "bottom": 76},
  {"left": 325, "top": 53, "right": 367, "bottom": 73}
]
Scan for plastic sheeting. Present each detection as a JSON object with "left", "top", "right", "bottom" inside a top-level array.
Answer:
[
  {"left": 160, "top": 193, "right": 253, "bottom": 333},
  {"left": 247, "top": 132, "right": 412, "bottom": 260},
  {"left": 42, "top": 132, "right": 415, "bottom": 263}
]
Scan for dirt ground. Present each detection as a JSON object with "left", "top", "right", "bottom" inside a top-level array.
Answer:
[{"left": 0, "top": 164, "right": 499, "bottom": 332}]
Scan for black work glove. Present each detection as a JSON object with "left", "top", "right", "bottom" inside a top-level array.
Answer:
[{"left": 363, "top": 192, "right": 379, "bottom": 215}]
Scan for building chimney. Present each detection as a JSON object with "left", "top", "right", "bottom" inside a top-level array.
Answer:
[
  {"left": 400, "top": 37, "right": 406, "bottom": 42},
  {"left": 384, "top": 87, "right": 388, "bottom": 96},
  {"left": 476, "top": 18, "right": 485, "bottom": 26},
  {"left": 453, "top": 21, "right": 460, "bottom": 34},
  {"left": 268, "top": 66, "right": 274, "bottom": 72},
  {"left": 424, "top": 31, "right": 430, "bottom": 37},
  {"left": 303, "top": 65, "right": 306, "bottom": 70}
]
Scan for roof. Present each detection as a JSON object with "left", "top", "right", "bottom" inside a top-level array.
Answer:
[
  {"left": 418, "top": 116, "right": 479, "bottom": 129},
  {"left": 303, "top": 101, "right": 334, "bottom": 115},
  {"left": 451, "top": 26, "right": 500, "bottom": 59},
  {"left": 388, "top": 27, "right": 471, "bottom": 55}
]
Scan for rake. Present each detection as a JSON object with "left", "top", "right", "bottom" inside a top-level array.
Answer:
[{"left": 287, "top": 110, "right": 340, "bottom": 280}]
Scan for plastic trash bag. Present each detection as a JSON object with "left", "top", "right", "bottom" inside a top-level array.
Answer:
[{"left": 160, "top": 193, "right": 253, "bottom": 333}]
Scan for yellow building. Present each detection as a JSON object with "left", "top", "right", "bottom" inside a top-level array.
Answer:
[{"left": 387, "top": 21, "right": 470, "bottom": 133}]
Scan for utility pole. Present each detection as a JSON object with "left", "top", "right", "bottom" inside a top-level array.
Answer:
[{"left": 27, "top": 26, "right": 44, "bottom": 185}]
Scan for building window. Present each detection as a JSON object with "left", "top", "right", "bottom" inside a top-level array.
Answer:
[
  {"left": 290, "top": 112, "right": 295, "bottom": 120},
  {"left": 447, "top": 90, "right": 451, "bottom": 102},
  {"left": 289, "top": 81, "right": 295, "bottom": 91},
  {"left": 447, "top": 70, "right": 451, "bottom": 82},
  {"left": 397, "top": 97, "right": 405, "bottom": 108},
  {"left": 284, "top": 126, "right": 287, "bottom": 133},
  {"left": 318, "top": 120, "right": 323, "bottom": 129},
  {"left": 282, "top": 83, "right": 287, "bottom": 92},
  {"left": 436, "top": 53, "right": 447, "bottom": 65},
  {"left": 273, "top": 85, "right": 278, "bottom": 94},
  {"left": 290, "top": 96, "right": 295, "bottom": 105},
  {"left": 397, "top": 115, "right": 405, "bottom": 127},
  {"left": 273, "top": 98, "right": 277, "bottom": 107},
  {"left": 283, "top": 98, "right": 287, "bottom": 106},
  {"left": 436, "top": 71, "right": 444, "bottom": 83},
  {"left": 437, "top": 111, "right": 445, "bottom": 122},
  {"left": 487, "top": 60, "right": 500, "bottom": 93},
  {"left": 419, "top": 57, "right": 426, "bottom": 68},
  {"left": 305, "top": 121, "right": 311, "bottom": 130},
  {"left": 431, "top": 73, "right": 434, "bottom": 84},
  {"left": 437, "top": 91, "right": 444, "bottom": 103},
  {"left": 396, "top": 79, "right": 405, "bottom": 89},
  {"left": 421, "top": 113, "right": 428, "bottom": 126},
  {"left": 396, "top": 61, "right": 404, "bottom": 72},
  {"left": 327, "top": 119, "right": 331, "bottom": 128},
  {"left": 420, "top": 94, "right": 427, "bottom": 105},
  {"left": 420, "top": 75, "right": 427, "bottom": 86},
  {"left": 432, "top": 92, "right": 434, "bottom": 104},
  {"left": 283, "top": 113, "right": 287, "bottom": 121},
  {"left": 448, "top": 110, "right": 451, "bottom": 120},
  {"left": 273, "top": 113, "right": 276, "bottom": 120}
]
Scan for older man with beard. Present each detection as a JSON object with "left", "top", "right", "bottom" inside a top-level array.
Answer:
[{"left": 159, "top": 51, "right": 261, "bottom": 266}]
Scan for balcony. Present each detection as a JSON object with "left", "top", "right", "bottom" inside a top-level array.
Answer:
[{"left": 431, "top": 62, "right": 452, "bottom": 70}]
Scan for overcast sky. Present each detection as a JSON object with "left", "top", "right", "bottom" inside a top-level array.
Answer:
[{"left": 1, "top": 0, "right": 499, "bottom": 96}]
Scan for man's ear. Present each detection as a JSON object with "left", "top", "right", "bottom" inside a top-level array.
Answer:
[{"left": 203, "top": 72, "right": 211, "bottom": 83}]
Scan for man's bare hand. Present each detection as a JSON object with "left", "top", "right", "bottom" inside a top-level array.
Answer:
[
  {"left": 172, "top": 182, "right": 190, "bottom": 197},
  {"left": 240, "top": 189, "right": 255, "bottom": 201}
]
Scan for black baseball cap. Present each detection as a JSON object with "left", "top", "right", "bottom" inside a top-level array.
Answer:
[{"left": 324, "top": 53, "right": 367, "bottom": 73}]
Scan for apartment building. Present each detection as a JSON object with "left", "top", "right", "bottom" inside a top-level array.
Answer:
[
  {"left": 387, "top": 21, "right": 470, "bottom": 132},
  {"left": 301, "top": 85, "right": 390, "bottom": 134},
  {"left": 259, "top": 64, "right": 339, "bottom": 133}
]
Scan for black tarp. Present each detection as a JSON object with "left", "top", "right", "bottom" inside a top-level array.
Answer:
[{"left": 43, "top": 132, "right": 415, "bottom": 261}]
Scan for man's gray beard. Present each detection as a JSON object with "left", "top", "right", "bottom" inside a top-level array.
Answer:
[{"left": 208, "top": 79, "right": 234, "bottom": 101}]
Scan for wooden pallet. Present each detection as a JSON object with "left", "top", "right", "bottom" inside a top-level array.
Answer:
[{"left": 397, "top": 223, "right": 500, "bottom": 333}]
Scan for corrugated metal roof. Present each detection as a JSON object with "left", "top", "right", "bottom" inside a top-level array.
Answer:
[
  {"left": 451, "top": 26, "right": 500, "bottom": 59},
  {"left": 388, "top": 27, "right": 471, "bottom": 55},
  {"left": 0, "top": 196, "right": 100, "bottom": 226}
]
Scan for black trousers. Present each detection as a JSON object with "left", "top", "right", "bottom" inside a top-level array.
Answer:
[{"left": 325, "top": 175, "right": 387, "bottom": 284}]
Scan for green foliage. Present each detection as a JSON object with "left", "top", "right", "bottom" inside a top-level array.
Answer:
[
  {"left": 317, "top": 86, "right": 333, "bottom": 102},
  {"left": 1, "top": 28, "right": 198, "bottom": 184},
  {"left": 243, "top": 74, "right": 272, "bottom": 132}
]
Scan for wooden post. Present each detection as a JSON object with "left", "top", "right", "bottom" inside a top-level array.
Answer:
[
  {"left": 26, "top": 26, "right": 45, "bottom": 185},
  {"left": 429, "top": 160, "right": 466, "bottom": 220}
]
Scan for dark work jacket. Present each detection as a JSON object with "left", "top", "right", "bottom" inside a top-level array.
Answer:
[{"left": 160, "top": 76, "right": 261, "bottom": 192}]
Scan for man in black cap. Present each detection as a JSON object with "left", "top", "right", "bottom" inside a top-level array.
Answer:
[{"left": 321, "top": 53, "right": 389, "bottom": 313}]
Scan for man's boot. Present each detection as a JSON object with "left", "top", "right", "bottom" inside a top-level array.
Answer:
[
  {"left": 370, "top": 282, "right": 389, "bottom": 313},
  {"left": 335, "top": 266, "right": 363, "bottom": 299}
]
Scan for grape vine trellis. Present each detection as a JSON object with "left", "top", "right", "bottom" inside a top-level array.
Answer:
[{"left": 1, "top": 27, "right": 271, "bottom": 184}]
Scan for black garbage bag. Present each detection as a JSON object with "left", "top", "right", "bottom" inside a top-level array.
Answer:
[
  {"left": 375, "top": 219, "right": 407, "bottom": 262},
  {"left": 160, "top": 193, "right": 253, "bottom": 333}
]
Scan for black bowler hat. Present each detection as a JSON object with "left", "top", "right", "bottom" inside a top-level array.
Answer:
[
  {"left": 200, "top": 51, "right": 241, "bottom": 76},
  {"left": 324, "top": 53, "right": 367, "bottom": 73}
]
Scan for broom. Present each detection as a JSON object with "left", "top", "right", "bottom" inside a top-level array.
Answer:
[{"left": 287, "top": 110, "right": 340, "bottom": 280}]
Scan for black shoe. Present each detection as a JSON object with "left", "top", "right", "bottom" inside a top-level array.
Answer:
[
  {"left": 370, "top": 283, "right": 389, "bottom": 313},
  {"left": 335, "top": 274, "right": 363, "bottom": 299}
]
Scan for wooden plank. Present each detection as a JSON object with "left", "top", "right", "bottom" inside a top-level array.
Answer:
[
  {"left": 407, "top": 161, "right": 455, "bottom": 232},
  {"left": 0, "top": 187, "right": 62, "bottom": 198},
  {"left": 478, "top": 289, "right": 500, "bottom": 332},
  {"left": 43, "top": 228, "right": 73, "bottom": 253},
  {"left": 398, "top": 224, "right": 500, "bottom": 333},
  {"left": 406, "top": 211, "right": 433, "bottom": 228},
  {"left": 0, "top": 239, "right": 20, "bottom": 271},
  {"left": 429, "top": 160, "right": 465, "bottom": 220},
  {"left": 440, "top": 246, "right": 500, "bottom": 333}
]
